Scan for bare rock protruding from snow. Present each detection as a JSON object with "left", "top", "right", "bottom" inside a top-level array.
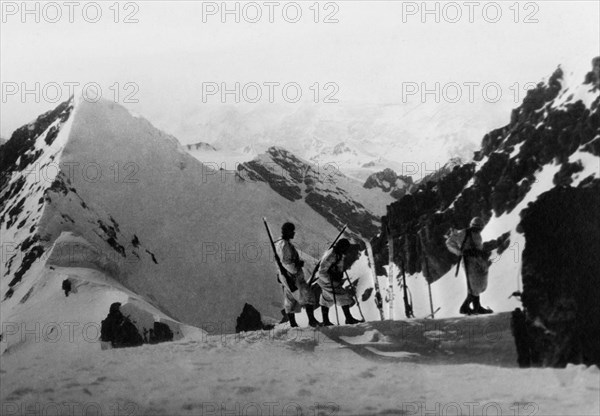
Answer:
[
  {"left": 235, "top": 303, "right": 275, "bottom": 333},
  {"left": 185, "top": 142, "right": 217, "bottom": 152},
  {"left": 518, "top": 182, "right": 600, "bottom": 367},
  {"left": 370, "top": 58, "right": 599, "bottom": 316},
  {"left": 238, "top": 146, "right": 393, "bottom": 240},
  {"left": 100, "top": 302, "right": 181, "bottom": 349},
  {"left": 363, "top": 168, "right": 415, "bottom": 199}
]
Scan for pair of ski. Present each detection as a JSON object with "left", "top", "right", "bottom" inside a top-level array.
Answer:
[{"left": 364, "top": 236, "right": 439, "bottom": 320}]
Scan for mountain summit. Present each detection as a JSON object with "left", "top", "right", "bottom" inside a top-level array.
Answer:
[{"left": 0, "top": 97, "right": 347, "bottom": 349}]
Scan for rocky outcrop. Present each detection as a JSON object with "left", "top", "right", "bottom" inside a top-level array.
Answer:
[
  {"left": 239, "top": 147, "right": 383, "bottom": 239},
  {"left": 372, "top": 58, "right": 600, "bottom": 287},
  {"left": 185, "top": 142, "right": 217, "bottom": 151},
  {"left": 101, "top": 302, "right": 145, "bottom": 348},
  {"left": 364, "top": 159, "right": 463, "bottom": 200},
  {"left": 517, "top": 182, "right": 600, "bottom": 367},
  {"left": 235, "top": 303, "right": 275, "bottom": 333},
  {"left": 363, "top": 168, "right": 414, "bottom": 199},
  {"left": 101, "top": 302, "right": 180, "bottom": 349},
  {"left": 0, "top": 99, "right": 73, "bottom": 191}
]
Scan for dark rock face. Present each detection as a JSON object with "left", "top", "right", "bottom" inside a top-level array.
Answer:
[
  {"left": 239, "top": 147, "right": 381, "bottom": 239},
  {"left": 371, "top": 162, "right": 482, "bottom": 282},
  {"left": 100, "top": 303, "right": 144, "bottom": 348},
  {"left": 62, "top": 279, "right": 72, "bottom": 297},
  {"left": 101, "top": 302, "right": 175, "bottom": 348},
  {"left": 518, "top": 182, "right": 600, "bottom": 367},
  {"left": 372, "top": 59, "right": 600, "bottom": 286},
  {"left": 0, "top": 97, "right": 73, "bottom": 190},
  {"left": 185, "top": 142, "right": 217, "bottom": 151},
  {"left": 236, "top": 303, "right": 274, "bottom": 333},
  {"left": 363, "top": 168, "right": 414, "bottom": 200},
  {"left": 148, "top": 322, "right": 174, "bottom": 344},
  {"left": 240, "top": 158, "right": 303, "bottom": 201}
]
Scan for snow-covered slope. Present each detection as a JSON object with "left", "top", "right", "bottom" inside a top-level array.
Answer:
[
  {"left": 364, "top": 58, "right": 600, "bottom": 321},
  {"left": 1, "top": 97, "right": 346, "bottom": 342},
  {"left": 2, "top": 314, "right": 598, "bottom": 415},
  {"left": 0, "top": 99, "right": 186, "bottom": 355}
]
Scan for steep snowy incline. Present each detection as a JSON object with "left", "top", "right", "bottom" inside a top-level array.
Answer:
[
  {"left": 0, "top": 97, "right": 182, "bottom": 355},
  {"left": 52, "top": 99, "right": 341, "bottom": 328}
]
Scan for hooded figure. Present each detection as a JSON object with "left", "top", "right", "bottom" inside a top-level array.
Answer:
[
  {"left": 275, "top": 222, "right": 320, "bottom": 327},
  {"left": 446, "top": 217, "right": 493, "bottom": 315},
  {"left": 316, "top": 238, "right": 362, "bottom": 325}
]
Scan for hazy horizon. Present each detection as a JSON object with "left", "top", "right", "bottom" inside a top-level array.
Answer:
[{"left": 1, "top": 1, "right": 598, "bottom": 144}]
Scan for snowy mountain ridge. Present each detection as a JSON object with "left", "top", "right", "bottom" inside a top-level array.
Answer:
[
  {"left": 362, "top": 58, "right": 599, "bottom": 326},
  {"left": 176, "top": 100, "right": 510, "bottom": 181},
  {"left": 0, "top": 97, "right": 184, "bottom": 355},
  {"left": 0, "top": 96, "right": 356, "bottom": 355}
]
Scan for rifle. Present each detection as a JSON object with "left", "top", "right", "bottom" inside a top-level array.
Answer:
[
  {"left": 345, "top": 271, "right": 365, "bottom": 322},
  {"left": 263, "top": 218, "right": 297, "bottom": 292},
  {"left": 307, "top": 224, "right": 347, "bottom": 286},
  {"left": 454, "top": 228, "right": 472, "bottom": 277}
]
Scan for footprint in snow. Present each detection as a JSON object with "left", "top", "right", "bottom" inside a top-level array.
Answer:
[
  {"left": 297, "top": 388, "right": 312, "bottom": 397},
  {"left": 7, "top": 387, "right": 35, "bottom": 400},
  {"left": 236, "top": 386, "right": 259, "bottom": 394}
]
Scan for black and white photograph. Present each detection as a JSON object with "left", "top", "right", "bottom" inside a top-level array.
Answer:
[{"left": 1, "top": 1, "right": 599, "bottom": 415}]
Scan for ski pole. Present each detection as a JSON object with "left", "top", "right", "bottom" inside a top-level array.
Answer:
[{"left": 345, "top": 271, "right": 365, "bottom": 322}]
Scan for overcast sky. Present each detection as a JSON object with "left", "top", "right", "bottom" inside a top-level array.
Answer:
[{"left": 1, "top": 1, "right": 598, "bottom": 141}]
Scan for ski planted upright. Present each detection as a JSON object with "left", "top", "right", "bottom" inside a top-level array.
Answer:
[
  {"left": 364, "top": 239, "right": 385, "bottom": 321},
  {"left": 400, "top": 257, "right": 415, "bottom": 319},
  {"left": 386, "top": 225, "right": 395, "bottom": 321},
  {"left": 263, "top": 218, "right": 297, "bottom": 293}
]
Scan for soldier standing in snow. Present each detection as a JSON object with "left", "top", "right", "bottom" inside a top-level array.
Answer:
[
  {"left": 446, "top": 217, "right": 493, "bottom": 315},
  {"left": 317, "top": 238, "right": 362, "bottom": 326},
  {"left": 275, "top": 222, "right": 321, "bottom": 327}
]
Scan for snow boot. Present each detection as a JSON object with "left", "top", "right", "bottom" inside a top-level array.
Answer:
[
  {"left": 472, "top": 296, "right": 493, "bottom": 314},
  {"left": 279, "top": 309, "right": 289, "bottom": 324},
  {"left": 459, "top": 295, "right": 474, "bottom": 315},
  {"left": 287, "top": 313, "right": 299, "bottom": 328},
  {"left": 342, "top": 305, "right": 363, "bottom": 325},
  {"left": 305, "top": 305, "right": 321, "bottom": 327},
  {"left": 321, "top": 307, "right": 334, "bottom": 326}
]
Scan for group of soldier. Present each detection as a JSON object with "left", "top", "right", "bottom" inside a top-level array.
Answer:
[
  {"left": 274, "top": 216, "right": 493, "bottom": 328},
  {"left": 274, "top": 222, "right": 362, "bottom": 327}
]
